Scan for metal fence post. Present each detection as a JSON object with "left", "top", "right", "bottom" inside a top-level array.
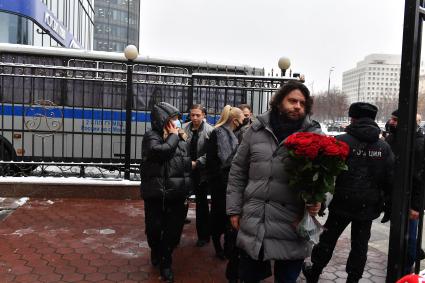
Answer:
[
  {"left": 124, "top": 62, "right": 133, "bottom": 180},
  {"left": 386, "top": 0, "right": 423, "bottom": 281}
]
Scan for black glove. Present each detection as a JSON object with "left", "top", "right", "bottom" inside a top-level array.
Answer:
[
  {"left": 380, "top": 212, "right": 391, "bottom": 223},
  {"left": 381, "top": 197, "right": 392, "bottom": 223},
  {"left": 318, "top": 201, "right": 326, "bottom": 217}
]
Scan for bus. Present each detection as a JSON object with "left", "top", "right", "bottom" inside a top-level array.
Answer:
[{"left": 0, "top": 43, "right": 302, "bottom": 176}]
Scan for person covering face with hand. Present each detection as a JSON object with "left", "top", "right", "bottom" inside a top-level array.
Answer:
[{"left": 140, "top": 102, "right": 192, "bottom": 283}]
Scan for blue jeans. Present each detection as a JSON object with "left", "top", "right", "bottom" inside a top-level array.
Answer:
[
  {"left": 239, "top": 249, "right": 304, "bottom": 283},
  {"left": 405, "top": 218, "right": 419, "bottom": 274}
]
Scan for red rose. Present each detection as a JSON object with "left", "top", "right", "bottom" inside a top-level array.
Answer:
[
  {"left": 295, "top": 144, "right": 321, "bottom": 159},
  {"left": 323, "top": 143, "right": 341, "bottom": 156},
  {"left": 337, "top": 140, "right": 350, "bottom": 159},
  {"left": 319, "top": 136, "right": 336, "bottom": 147},
  {"left": 285, "top": 133, "right": 322, "bottom": 160},
  {"left": 285, "top": 132, "right": 319, "bottom": 148}
]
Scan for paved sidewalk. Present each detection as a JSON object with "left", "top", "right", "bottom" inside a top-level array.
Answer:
[{"left": 0, "top": 198, "right": 387, "bottom": 282}]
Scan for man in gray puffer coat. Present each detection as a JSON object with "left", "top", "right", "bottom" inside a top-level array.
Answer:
[{"left": 226, "top": 81, "right": 322, "bottom": 283}]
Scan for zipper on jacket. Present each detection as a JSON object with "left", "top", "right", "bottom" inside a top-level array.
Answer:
[{"left": 163, "top": 161, "right": 168, "bottom": 211}]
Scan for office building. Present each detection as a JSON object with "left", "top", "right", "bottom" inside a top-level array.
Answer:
[
  {"left": 93, "top": 0, "right": 140, "bottom": 52},
  {"left": 342, "top": 54, "right": 403, "bottom": 105},
  {"left": 0, "top": 0, "right": 94, "bottom": 49}
]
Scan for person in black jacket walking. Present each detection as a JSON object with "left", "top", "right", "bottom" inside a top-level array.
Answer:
[
  {"left": 385, "top": 109, "right": 425, "bottom": 274},
  {"left": 206, "top": 105, "right": 244, "bottom": 256},
  {"left": 140, "top": 102, "right": 192, "bottom": 283},
  {"left": 182, "top": 104, "right": 214, "bottom": 247},
  {"left": 303, "top": 102, "right": 394, "bottom": 283},
  {"left": 206, "top": 105, "right": 245, "bottom": 283}
]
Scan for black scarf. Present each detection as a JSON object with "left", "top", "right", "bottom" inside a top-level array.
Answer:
[{"left": 270, "top": 109, "right": 303, "bottom": 143}]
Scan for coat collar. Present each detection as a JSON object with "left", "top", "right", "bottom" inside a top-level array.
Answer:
[{"left": 252, "top": 111, "right": 321, "bottom": 144}]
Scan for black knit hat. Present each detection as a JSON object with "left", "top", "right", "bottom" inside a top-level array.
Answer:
[
  {"left": 392, "top": 109, "right": 399, "bottom": 117},
  {"left": 348, "top": 102, "right": 378, "bottom": 120}
]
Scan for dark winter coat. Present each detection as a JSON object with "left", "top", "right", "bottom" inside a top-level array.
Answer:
[
  {"left": 386, "top": 127, "right": 424, "bottom": 211},
  {"left": 182, "top": 121, "right": 214, "bottom": 182},
  {"left": 234, "top": 117, "right": 255, "bottom": 144},
  {"left": 140, "top": 102, "right": 192, "bottom": 202},
  {"left": 329, "top": 118, "right": 394, "bottom": 220},
  {"left": 226, "top": 111, "right": 322, "bottom": 261},
  {"left": 206, "top": 125, "right": 239, "bottom": 186}
]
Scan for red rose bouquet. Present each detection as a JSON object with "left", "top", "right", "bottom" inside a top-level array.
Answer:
[
  {"left": 284, "top": 132, "right": 349, "bottom": 243},
  {"left": 284, "top": 132, "right": 350, "bottom": 204}
]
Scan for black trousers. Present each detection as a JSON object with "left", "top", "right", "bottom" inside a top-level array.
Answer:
[
  {"left": 225, "top": 225, "right": 240, "bottom": 280},
  {"left": 210, "top": 179, "right": 227, "bottom": 243},
  {"left": 194, "top": 179, "right": 210, "bottom": 241},
  {"left": 144, "top": 199, "right": 186, "bottom": 268},
  {"left": 238, "top": 248, "right": 304, "bottom": 283},
  {"left": 310, "top": 210, "right": 372, "bottom": 280}
]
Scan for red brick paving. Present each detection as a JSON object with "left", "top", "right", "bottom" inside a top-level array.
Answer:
[{"left": 0, "top": 198, "right": 388, "bottom": 282}]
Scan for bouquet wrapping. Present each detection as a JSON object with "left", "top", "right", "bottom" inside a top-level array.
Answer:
[{"left": 284, "top": 132, "right": 350, "bottom": 243}]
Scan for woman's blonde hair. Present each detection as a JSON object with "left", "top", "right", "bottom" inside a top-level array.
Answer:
[{"left": 215, "top": 105, "right": 242, "bottom": 128}]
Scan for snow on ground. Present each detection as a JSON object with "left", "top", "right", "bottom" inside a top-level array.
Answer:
[{"left": 0, "top": 176, "right": 139, "bottom": 186}]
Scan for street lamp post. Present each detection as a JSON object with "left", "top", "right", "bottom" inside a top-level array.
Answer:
[
  {"left": 278, "top": 57, "right": 291, "bottom": 77},
  {"left": 123, "top": 45, "right": 138, "bottom": 180},
  {"left": 327, "top": 66, "right": 335, "bottom": 96}
]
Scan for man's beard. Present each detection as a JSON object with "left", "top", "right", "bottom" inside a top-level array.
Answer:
[{"left": 281, "top": 108, "right": 306, "bottom": 121}]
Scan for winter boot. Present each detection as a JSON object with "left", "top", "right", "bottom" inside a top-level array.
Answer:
[
  {"left": 212, "top": 235, "right": 226, "bottom": 260},
  {"left": 160, "top": 267, "right": 174, "bottom": 282},
  {"left": 346, "top": 276, "right": 360, "bottom": 283},
  {"left": 346, "top": 272, "right": 361, "bottom": 283},
  {"left": 150, "top": 249, "right": 160, "bottom": 267},
  {"left": 302, "top": 262, "right": 320, "bottom": 283}
]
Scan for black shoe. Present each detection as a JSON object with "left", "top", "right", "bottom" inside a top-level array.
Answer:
[
  {"left": 184, "top": 218, "right": 191, "bottom": 224},
  {"left": 160, "top": 267, "right": 174, "bottom": 282},
  {"left": 346, "top": 277, "right": 360, "bottom": 283},
  {"left": 150, "top": 249, "right": 160, "bottom": 267},
  {"left": 302, "top": 262, "right": 319, "bottom": 283},
  {"left": 418, "top": 248, "right": 425, "bottom": 260},
  {"left": 196, "top": 239, "right": 209, "bottom": 247}
]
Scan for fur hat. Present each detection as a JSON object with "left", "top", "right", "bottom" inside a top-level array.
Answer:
[{"left": 348, "top": 102, "right": 378, "bottom": 120}]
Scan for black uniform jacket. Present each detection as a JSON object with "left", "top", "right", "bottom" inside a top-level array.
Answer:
[{"left": 329, "top": 118, "right": 395, "bottom": 220}]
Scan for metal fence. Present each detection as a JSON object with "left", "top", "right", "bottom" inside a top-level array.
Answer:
[{"left": 0, "top": 60, "right": 297, "bottom": 179}]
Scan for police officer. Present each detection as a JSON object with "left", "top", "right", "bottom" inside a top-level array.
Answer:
[{"left": 303, "top": 102, "right": 394, "bottom": 283}]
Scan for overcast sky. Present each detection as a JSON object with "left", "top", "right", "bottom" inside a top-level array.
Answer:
[{"left": 139, "top": 0, "right": 406, "bottom": 93}]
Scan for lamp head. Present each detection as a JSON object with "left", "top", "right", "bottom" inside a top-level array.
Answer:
[
  {"left": 278, "top": 57, "right": 291, "bottom": 70},
  {"left": 124, "top": 45, "right": 138, "bottom": 61}
]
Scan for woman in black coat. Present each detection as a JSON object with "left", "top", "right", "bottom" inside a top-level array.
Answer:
[
  {"left": 206, "top": 105, "right": 245, "bottom": 282},
  {"left": 141, "top": 102, "right": 192, "bottom": 283}
]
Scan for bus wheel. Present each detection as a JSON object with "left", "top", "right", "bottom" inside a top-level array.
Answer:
[{"left": 0, "top": 136, "right": 17, "bottom": 176}]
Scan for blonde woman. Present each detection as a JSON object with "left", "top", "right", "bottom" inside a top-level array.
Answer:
[{"left": 205, "top": 105, "right": 244, "bottom": 280}]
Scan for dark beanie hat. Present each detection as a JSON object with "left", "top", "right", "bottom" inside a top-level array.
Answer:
[
  {"left": 348, "top": 102, "right": 378, "bottom": 120},
  {"left": 392, "top": 109, "right": 399, "bottom": 117}
]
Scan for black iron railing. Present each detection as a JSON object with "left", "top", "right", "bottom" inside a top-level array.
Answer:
[{"left": 0, "top": 59, "right": 298, "bottom": 180}]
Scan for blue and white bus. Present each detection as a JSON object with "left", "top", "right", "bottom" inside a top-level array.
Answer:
[{"left": 0, "top": 43, "right": 301, "bottom": 173}]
